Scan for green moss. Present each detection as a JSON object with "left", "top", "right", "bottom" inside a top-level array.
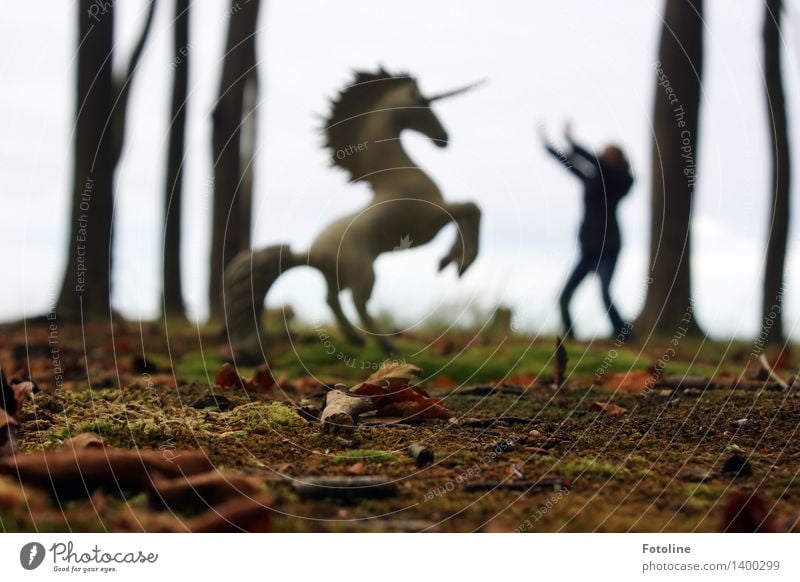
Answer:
[
  {"left": 333, "top": 449, "right": 398, "bottom": 464},
  {"left": 557, "top": 458, "right": 628, "bottom": 478},
  {"left": 223, "top": 402, "right": 304, "bottom": 430}
]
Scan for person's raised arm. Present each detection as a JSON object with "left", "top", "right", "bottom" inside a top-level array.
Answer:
[{"left": 539, "top": 123, "right": 591, "bottom": 180}]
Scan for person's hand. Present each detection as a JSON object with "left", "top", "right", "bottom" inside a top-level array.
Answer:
[
  {"left": 535, "top": 122, "right": 549, "bottom": 146},
  {"left": 563, "top": 122, "right": 573, "bottom": 142}
]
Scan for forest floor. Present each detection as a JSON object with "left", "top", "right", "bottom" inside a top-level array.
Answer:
[{"left": 1, "top": 319, "right": 799, "bottom": 532}]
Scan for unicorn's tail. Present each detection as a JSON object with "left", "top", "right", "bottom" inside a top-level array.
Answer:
[{"left": 222, "top": 244, "right": 305, "bottom": 363}]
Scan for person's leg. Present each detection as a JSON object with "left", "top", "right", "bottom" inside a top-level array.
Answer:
[
  {"left": 559, "top": 255, "right": 593, "bottom": 338},
  {"left": 597, "top": 252, "right": 626, "bottom": 333}
]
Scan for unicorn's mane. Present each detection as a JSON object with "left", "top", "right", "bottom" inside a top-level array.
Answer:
[{"left": 322, "top": 68, "right": 414, "bottom": 180}]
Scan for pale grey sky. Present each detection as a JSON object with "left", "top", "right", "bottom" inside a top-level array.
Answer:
[{"left": 2, "top": 1, "right": 800, "bottom": 339}]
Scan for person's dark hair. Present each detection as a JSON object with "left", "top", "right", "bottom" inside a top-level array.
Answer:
[{"left": 601, "top": 145, "right": 630, "bottom": 174}]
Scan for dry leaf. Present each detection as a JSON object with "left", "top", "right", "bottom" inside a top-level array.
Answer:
[
  {"left": 186, "top": 493, "right": 276, "bottom": 532},
  {"left": 350, "top": 362, "right": 451, "bottom": 421},
  {"left": 0, "top": 448, "right": 213, "bottom": 500},
  {"left": 58, "top": 432, "right": 108, "bottom": 450},
  {"left": 589, "top": 401, "right": 628, "bottom": 415},
  {"left": 149, "top": 470, "right": 262, "bottom": 511}
]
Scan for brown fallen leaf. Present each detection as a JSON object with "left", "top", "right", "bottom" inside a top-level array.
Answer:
[
  {"left": 553, "top": 337, "right": 567, "bottom": 388},
  {"left": 0, "top": 448, "right": 213, "bottom": 500},
  {"left": 186, "top": 493, "right": 276, "bottom": 532},
  {"left": 350, "top": 361, "right": 451, "bottom": 421},
  {"left": 214, "top": 363, "right": 277, "bottom": 392},
  {"left": 589, "top": 401, "right": 628, "bottom": 415},
  {"left": 720, "top": 492, "right": 800, "bottom": 533},
  {"left": 58, "top": 432, "right": 108, "bottom": 450},
  {"left": 0, "top": 474, "right": 49, "bottom": 511},
  {"left": 596, "top": 370, "right": 658, "bottom": 394},
  {"left": 148, "top": 470, "right": 262, "bottom": 512}
]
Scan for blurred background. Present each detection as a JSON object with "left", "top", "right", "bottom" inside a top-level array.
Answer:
[{"left": 2, "top": 0, "right": 799, "bottom": 339}]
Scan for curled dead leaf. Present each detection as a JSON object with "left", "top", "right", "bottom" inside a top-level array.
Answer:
[
  {"left": 149, "top": 469, "right": 263, "bottom": 511},
  {"left": 0, "top": 448, "right": 213, "bottom": 500},
  {"left": 58, "top": 432, "right": 108, "bottom": 450}
]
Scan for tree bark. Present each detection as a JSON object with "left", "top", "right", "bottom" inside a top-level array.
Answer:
[
  {"left": 56, "top": 2, "right": 116, "bottom": 319},
  {"left": 760, "top": 0, "right": 790, "bottom": 345},
  {"left": 57, "top": 1, "right": 158, "bottom": 320},
  {"left": 635, "top": 0, "right": 704, "bottom": 338},
  {"left": 162, "top": 0, "right": 191, "bottom": 320},
  {"left": 209, "top": 0, "right": 262, "bottom": 320}
]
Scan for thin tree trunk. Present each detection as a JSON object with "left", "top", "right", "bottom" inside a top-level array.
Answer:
[
  {"left": 56, "top": 2, "right": 116, "bottom": 319},
  {"left": 163, "top": 0, "right": 190, "bottom": 320},
  {"left": 239, "top": 71, "right": 258, "bottom": 252},
  {"left": 209, "top": 0, "right": 261, "bottom": 321},
  {"left": 635, "top": 0, "right": 704, "bottom": 338},
  {"left": 760, "top": 0, "right": 790, "bottom": 344},
  {"left": 57, "top": 1, "right": 158, "bottom": 320}
]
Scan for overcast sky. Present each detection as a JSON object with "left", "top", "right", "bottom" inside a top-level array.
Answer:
[{"left": 2, "top": 1, "right": 800, "bottom": 339}]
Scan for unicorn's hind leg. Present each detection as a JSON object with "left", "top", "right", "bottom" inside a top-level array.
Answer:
[
  {"left": 325, "top": 279, "right": 365, "bottom": 347},
  {"left": 351, "top": 269, "right": 395, "bottom": 354}
]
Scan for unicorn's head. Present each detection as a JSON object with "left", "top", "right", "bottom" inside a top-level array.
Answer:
[{"left": 323, "top": 68, "right": 483, "bottom": 179}]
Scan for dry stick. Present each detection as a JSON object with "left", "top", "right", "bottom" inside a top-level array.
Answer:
[
  {"left": 758, "top": 354, "right": 789, "bottom": 390},
  {"left": 320, "top": 390, "right": 374, "bottom": 435},
  {"left": 554, "top": 336, "right": 567, "bottom": 388},
  {"left": 407, "top": 444, "right": 434, "bottom": 467}
]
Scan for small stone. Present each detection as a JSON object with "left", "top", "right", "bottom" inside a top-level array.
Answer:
[
  {"left": 528, "top": 429, "right": 543, "bottom": 439},
  {"left": 722, "top": 453, "right": 752, "bottom": 478},
  {"left": 731, "top": 418, "right": 750, "bottom": 428}
]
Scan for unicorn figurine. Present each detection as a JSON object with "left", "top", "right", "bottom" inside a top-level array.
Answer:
[{"left": 223, "top": 69, "right": 483, "bottom": 362}]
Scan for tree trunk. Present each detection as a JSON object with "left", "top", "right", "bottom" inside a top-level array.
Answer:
[
  {"left": 56, "top": 2, "right": 116, "bottom": 319},
  {"left": 760, "top": 0, "right": 790, "bottom": 345},
  {"left": 209, "top": 0, "right": 262, "bottom": 321},
  {"left": 635, "top": 0, "right": 704, "bottom": 338},
  {"left": 162, "top": 0, "right": 191, "bottom": 320},
  {"left": 57, "top": 1, "right": 158, "bottom": 320}
]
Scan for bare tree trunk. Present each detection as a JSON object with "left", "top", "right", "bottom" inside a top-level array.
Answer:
[
  {"left": 635, "top": 0, "right": 704, "bottom": 338},
  {"left": 760, "top": 0, "right": 790, "bottom": 345},
  {"left": 239, "top": 72, "right": 258, "bottom": 252},
  {"left": 57, "top": 1, "right": 158, "bottom": 320},
  {"left": 56, "top": 2, "right": 116, "bottom": 319},
  {"left": 209, "top": 0, "right": 262, "bottom": 321},
  {"left": 162, "top": 0, "right": 190, "bottom": 320}
]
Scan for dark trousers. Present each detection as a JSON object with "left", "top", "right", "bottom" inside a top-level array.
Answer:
[{"left": 559, "top": 251, "right": 625, "bottom": 337}]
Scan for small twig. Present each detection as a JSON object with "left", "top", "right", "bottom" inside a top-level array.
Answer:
[
  {"left": 758, "top": 355, "right": 789, "bottom": 390},
  {"left": 554, "top": 337, "right": 567, "bottom": 388}
]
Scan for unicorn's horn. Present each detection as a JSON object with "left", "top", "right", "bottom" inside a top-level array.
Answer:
[{"left": 426, "top": 78, "right": 488, "bottom": 102}]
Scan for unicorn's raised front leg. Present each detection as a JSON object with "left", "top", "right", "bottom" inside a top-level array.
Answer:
[
  {"left": 439, "top": 201, "right": 481, "bottom": 276},
  {"left": 351, "top": 270, "right": 395, "bottom": 354},
  {"left": 326, "top": 283, "right": 364, "bottom": 347}
]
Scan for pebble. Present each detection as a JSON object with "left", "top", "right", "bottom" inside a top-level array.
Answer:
[
  {"left": 731, "top": 418, "right": 750, "bottom": 428},
  {"left": 722, "top": 453, "right": 753, "bottom": 478}
]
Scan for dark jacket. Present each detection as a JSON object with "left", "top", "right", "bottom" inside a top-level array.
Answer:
[{"left": 547, "top": 141, "right": 633, "bottom": 257}]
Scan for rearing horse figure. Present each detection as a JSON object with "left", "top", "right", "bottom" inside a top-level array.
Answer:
[{"left": 223, "top": 69, "right": 482, "bottom": 362}]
